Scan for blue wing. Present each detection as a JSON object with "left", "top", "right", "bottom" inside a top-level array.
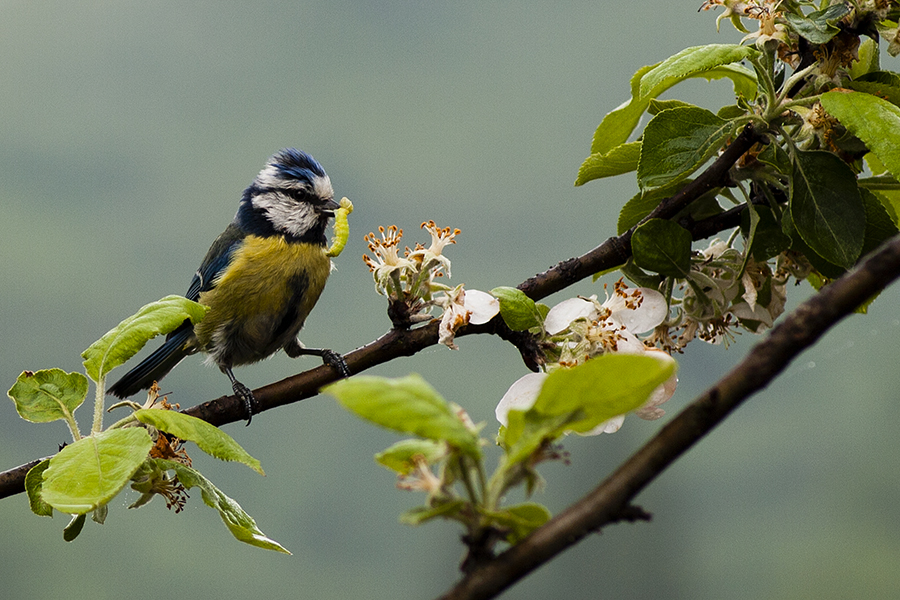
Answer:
[{"left": 184, "top": 223, "right": 246, "bottom": 301}]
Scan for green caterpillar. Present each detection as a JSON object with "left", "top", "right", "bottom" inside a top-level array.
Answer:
[{"left": 326, "top": 197, "right": 353, "bottom": 257}]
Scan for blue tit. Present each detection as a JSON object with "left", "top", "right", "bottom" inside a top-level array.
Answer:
[{"left": 108, "top": 148, "right": 351, "bottom": 423}]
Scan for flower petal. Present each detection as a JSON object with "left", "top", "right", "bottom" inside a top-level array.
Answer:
[
  {"left": 578, "top": 415, "right": 625, "bottom": 436},
  {"left": 741, "top": 270, "right": 758, "bottom": 312},
  {"left": 544, "top": 297, "right": 597, "bottom": 334},
  {"left": 608, "top": 288, "right": 668, "bottom": 333},
  {"left": 635, "top": 349, "right": 677, "bottom": 420},
  {"left": 730, "top": 301, "right": 775, "bottom": 329},
  {"left": 613, "top": 329, "right": 646, "bottom": 354},
  {"left": 464, "top": 289, "right": 500, "bottom": 325},
  {"left": 495, "top": 372, "right": 546, "bottom": 426}
]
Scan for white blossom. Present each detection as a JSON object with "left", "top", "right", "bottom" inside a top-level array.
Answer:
[
  {"left": 464, "top": 289, "right": 500, "bottom": 325},
  {"left": 544, "top": 285, "right": 667, "bottom": 336}
]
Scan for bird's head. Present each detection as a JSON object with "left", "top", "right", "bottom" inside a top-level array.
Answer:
[{"left": 236, "top": 148, "right": 339, "bottom": 244}]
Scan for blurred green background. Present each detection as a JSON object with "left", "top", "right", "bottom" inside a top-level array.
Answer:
[{"left": 2, "top": 2, "right": 900, "bottom": 598}]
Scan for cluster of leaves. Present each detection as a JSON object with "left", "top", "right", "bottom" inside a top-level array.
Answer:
[
  {"left": 326, "top": 349, "right": 673, "bottom": 566},
  {"left": 7, "top": 297, "right": 288, "bottom": 552},
  {"left": 338, "top": 0, "right": 900, "bottom": 563},
  {"left": 578, "top": 0, "right": 900, "bottom": 348}
]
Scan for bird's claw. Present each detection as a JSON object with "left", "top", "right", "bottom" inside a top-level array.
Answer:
[
  {"left": 232, "top": 380, "right": 258, "bottom": 426},
  {"left": 322, "top": 349, "right": 351, "bottom": 378}
]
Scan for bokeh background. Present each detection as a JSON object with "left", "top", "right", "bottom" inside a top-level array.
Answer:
[{"left": 2, "top": 2, "right": 900, "bottom": 599}]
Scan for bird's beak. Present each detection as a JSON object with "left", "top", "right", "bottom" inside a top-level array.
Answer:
[{"left": 318, "top": 198, "right": 341, "bottom": 216}]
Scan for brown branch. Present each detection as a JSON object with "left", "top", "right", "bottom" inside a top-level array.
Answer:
[
  {"left": 435, "top": 233, "right": 900, "bottom": 600},
  {"left": 0, "top": 125, "right": 762, "bottom": 499},
  {"left": 517, "top": 124, "right": 761, "bottom": 300}
]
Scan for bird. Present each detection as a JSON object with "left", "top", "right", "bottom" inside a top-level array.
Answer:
[{"left": 108, "top": 148, "right": 351, "bottom": 424}]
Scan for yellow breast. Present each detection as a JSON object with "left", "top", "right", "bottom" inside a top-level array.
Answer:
[{"left": 193, "top": 235, "right": 332, "bottom": 359}]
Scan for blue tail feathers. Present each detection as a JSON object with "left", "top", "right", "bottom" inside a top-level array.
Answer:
[{"left": 107, "top": 326, "right": 195, "bottom": 398}]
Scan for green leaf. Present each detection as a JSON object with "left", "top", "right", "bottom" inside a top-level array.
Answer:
[
  {"left": 575, "top": 141, "right": 641, "bottom": 186},
  {"left": 783, "top": 3, "right": 850, "bottom": 44},
  {"left": 860, "top": 188, "right": 900, "bottom": 258},
  {"left": 742, "top": 204, "right": 791, "bottom": 261},
  {"left": 821, "top": 90, "right": 900, "bottom": 182},
  {"left": 631, "top": 218, "right": 693, "bottom": 277},
  {"left": 133, "top": 409, "right": 263, "bottom": 474},
  {"left": 591, "top": 64, "right": 657, "bottom": 155},
  {"left": 617, "top": 188, "right": 669, "bottom": 236},
  {"left": 490, "top": 286, "right": 542, "bottom": 331},
  {"left": 7, "top": 369, "right": 88, "bottom": 424},
  {"left": 648, "top": 99, "right": 697, "bottom": 115},
  {"left": 399, "top": 500, "right": 467, "bottom": 525},
  {"left": 849, "top": 38, "right": 879, "bottom": 80},
  {"left": 717, "top": 104, "right": 748, "bottom": 120},
  {"left": 503, "top": 354, "right": 676, "bottom": 464},
  {"left": 782, "top": 210, "right": 846, "bottom": 279},
  {"left": 25, "top": 459, "right": 54, "bottom": 517},
  {"left": 326, "top": 374, "right": 481, "bottom": 458},
  {"left": 82, "top": 295, "right": 207, "bottom": 382},
  {"left": 533, "top": 354, "right": 675, "bottom": 431},
  {"left": 589, "top": 51, "right": 755, "bottom": 156},
  {"left": 375, "top": 439, "right": 447, "bottom": 475},
  {"left": 856, "top": 71, "right": 900, "bottom": 87},
  {"left": 158, "top": 459, "right": 290, "bottom": 553},
  {"left": 878, "top": 22, "right": 900, "bottom": 57},
  {"left": 619, "top": 258, "right": 664, "bottom": 289},
  {"left": 616, "top": 179, "right": 696, "bottom": 235},
  {"left": 872, "top": 189, "right": 900, "bottom": 226},
  {"left": 502, "top": 409, "right": 578, "bottom": 465},
  {"left": 789, "top": 150, "right": 865, "bottom": 269},
  {"left": 757, "top": 142, "right": 792, "bottom": 175},
  {"left": 864, "top": 152, "right": 890, "bottom": 177},
  {"left": 638, "top": 45, "right": 758, "bottom": 100},
  {"left": 42, "top": 428, "right": 153, "bottom": 514},
  {"left": 638, "top": 106, "right": 735, "bottom": 190},
  {"left": 845, "top": 81, "right": 900, "bottom": 108},
  {"left": 482, "top": 502, "right": 552, "bottom": 544},
  {"left": 702, "top": 63, "right": 759, "bottom": 101},
  {"left": 63, "top": 514, "right": 86, "bottom": 542}
]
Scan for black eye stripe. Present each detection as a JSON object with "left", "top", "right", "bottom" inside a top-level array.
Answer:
[{"left": 278, "top": 188, "right": 330, "bottom": 204}]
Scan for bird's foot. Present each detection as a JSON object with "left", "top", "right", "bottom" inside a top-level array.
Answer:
[
  {"left": 232, "top": 380, "right": 258, "bottom": 426},
  {"left": 321, "top": 349, "right": 351, "bottom": 378}
]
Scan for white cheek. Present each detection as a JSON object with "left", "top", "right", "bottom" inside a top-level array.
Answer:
[
  {"left": 252, "top": 192, "right": 317, "bottom": 236},
  {"left": 280, "top": 203, "right": 318, "bottom": 237}
]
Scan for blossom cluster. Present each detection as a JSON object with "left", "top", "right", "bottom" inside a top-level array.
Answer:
[
  {"left": 648, "top": 239, "right": 798, "bottom": 352},
  {"left": 363, "top": 221, "right": 464, "bottom": 330},
  {"left": 362, "top": 223, "right": 806, "bottom": 438},
  {"left": 495, "top": 281, "right": 678, "bottom": 435},
  {"left": 363, "top": 225, "right": 680, "bottom": 435}
]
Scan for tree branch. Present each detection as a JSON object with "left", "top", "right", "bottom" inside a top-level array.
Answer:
[
  {"left": 0, "top": 125, "right": 762, "bottom": 499},
  {"left": 435, "top": 233, "right": 900, "bottom": 600},
  {"left": 517, "top": 124, "right": 761, "bottom": 300}
]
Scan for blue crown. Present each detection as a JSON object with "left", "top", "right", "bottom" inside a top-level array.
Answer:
[{"left": 272, "top": 148, "right": 327, "bottom": 182}]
